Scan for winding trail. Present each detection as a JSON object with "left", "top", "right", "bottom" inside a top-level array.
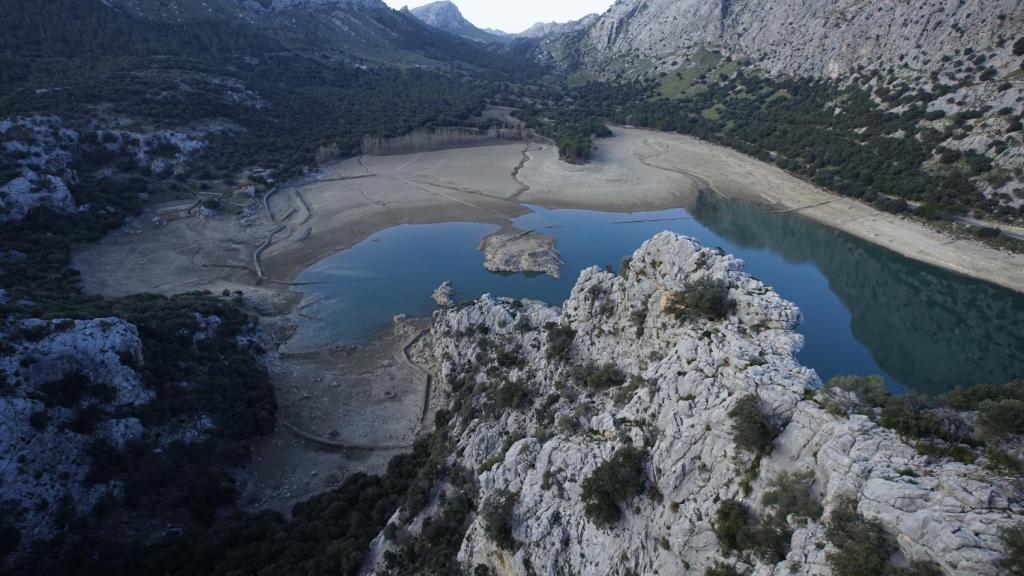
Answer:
[
  {"left": 402, "top": 329, "right": 434, "bottom": 431},
  {"left": 509, "top": 140, "right": 536, "bottom": 199},
  {"left": 253, "top": 225, "right": 288, "bottom": 279},
  {"left": 639, "top": 139, "right": 731, "bottom": 200}
]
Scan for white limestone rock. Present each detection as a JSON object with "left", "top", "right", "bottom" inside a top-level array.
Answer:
[{"left": 378, "top": 232, "right": 1021, "bottom": 576}]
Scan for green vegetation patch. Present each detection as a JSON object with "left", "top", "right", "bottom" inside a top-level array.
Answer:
[{"left": 581, "top": 446, "right": 648, "bottom": 528}]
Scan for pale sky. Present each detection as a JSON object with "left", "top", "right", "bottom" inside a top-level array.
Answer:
[{"left": 385, "top": 0, "right": 614, "bottom": 34}]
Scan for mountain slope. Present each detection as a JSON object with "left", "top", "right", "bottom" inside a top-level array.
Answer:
[
  {"left": 535, "top": 0, "right": 1024, "bottom": 223},
  {"left": 409, "top": 1, "right": 510, "bottom": 44},
  {"left": 542, "top": 0, "right": 1022, "bottom": 79},
  {"left": 518, "top": 14, "right": 600, "bottom": 39}
]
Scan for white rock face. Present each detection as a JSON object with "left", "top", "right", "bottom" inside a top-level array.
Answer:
[
  {"left": 543, "top": 0, "right": 1023, "bottom": 80},
  {"left": 0, "top": 171, "right": 75, "bottom": 222},
  {"left": 0, "top": 318, "right": 150, "bottom": 543},
  {"left": 391, "top": 232, "right": 1020, "bottom": 576}
]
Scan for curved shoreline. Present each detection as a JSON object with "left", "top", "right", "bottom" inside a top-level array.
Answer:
[
  {"left": 73, "top": 127, "right": 1023, "bottom": 302},
  {"left": 613, "top": 127, "right": 1024, "bottom": 294}
]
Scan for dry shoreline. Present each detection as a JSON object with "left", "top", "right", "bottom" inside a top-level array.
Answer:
[
  {"left": 609, "top": 126, "right": 1024, "bottom": 293},
  {"left": 76, "top": 127, "right": 1023, "bottom": 296},
  {"left": 70, "top": 124, "right": 1023, "bottom": 511}
]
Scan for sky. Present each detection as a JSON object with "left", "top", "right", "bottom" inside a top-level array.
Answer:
[{"left": 384, "top": 0, "right": 614, "bottom": 34}]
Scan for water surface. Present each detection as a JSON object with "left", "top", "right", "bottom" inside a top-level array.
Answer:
[{"left": 294, "top": 194, "right": 1024, "bottom": 395}]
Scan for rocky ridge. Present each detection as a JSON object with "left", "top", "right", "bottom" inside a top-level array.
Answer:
[
  {"left": 0, "top": 318, "right": 149, "bottom": 543},
  {"left": 377, "top": 232, "right": 1020, "bottom": 575},
  {"left": 542, "top": 0, "right": 1023, "bottom": 80}
]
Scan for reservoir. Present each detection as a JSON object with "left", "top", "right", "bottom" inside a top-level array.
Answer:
[{"left": 293, "top": 193, "right": 1024, "bottom": 395}]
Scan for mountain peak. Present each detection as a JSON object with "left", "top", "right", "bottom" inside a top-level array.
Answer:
[{"left": 410, "top": 1, "right": 510, "bottom": 43}]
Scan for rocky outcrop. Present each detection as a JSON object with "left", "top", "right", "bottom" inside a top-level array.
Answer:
[
  {"left": 478, "top": 228, "right": 563, "bottom": 278},
  {"left": 432, "top": 281, "right": 456, "bottom": 307},
  {"left": 0, "top": 318, "right": 149, "bottom": 544},
  {"left": 381, "top": 232, "right": 1020, "bottom": 575}
]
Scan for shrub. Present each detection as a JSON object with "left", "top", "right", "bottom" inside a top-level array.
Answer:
[
  {"left": 572, "top": 362, "right": 627, "bottom": 391},
  {"left": 545, "top": 323, "right": 576, "bottom": 361},
  {"left": 728, "top": 396, "right": 780, "bottom": 456},
  {"left": 1000, "top": 524, "right": 1024, "bottom": 576},
  {"left": 825, "top": 506, "right": 896, "bottom": 576},
  {"left": 492, "top": 380, "right": 531, "bottom": 411},
  {"left": 713, "top": 500, "right": 753, "bottom": 553},
  {"left": 665, "top": 278, "right": 735, "bottom": 322},
  {"left": 879, "top": 397, "right": 941, "bottom": 440},
  {"left": 891, "top": 561, "right": 944, "bottom": 576},
  {"left": 915, "top": 441, "right": 976, "bottom": 464},
  {"left": 482, "top": 490, "right": 518, "bottom": 551},
  {"left": 825, "top": 375, "right": 890, "bottom": 408},
  {"left": 581, "top": 446, "right": 647, "bottom": 528},
  {"left": 986, "top": 448, "right": 1024, "bottom": 476},
  {"left": 945, "top": 381, "right": 1024, "bottom": 410},
  {"left": 762, "top": 471, "right": 822, "bottom": 522},
  {"left": 976, "top": 399, "right": 1024, "bottom": 440},
  {"left": 704, "top": 562, "right": 739, "bottom": 576}
]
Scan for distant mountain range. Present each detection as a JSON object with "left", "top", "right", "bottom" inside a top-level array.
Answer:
[{"left": 407, "top": 1, "right": 596, "bottom": 44}]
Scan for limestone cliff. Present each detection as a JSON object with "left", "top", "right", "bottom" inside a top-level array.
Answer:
[
  {"left": 375, "top": 232, "right": 1020, "bottom": 575},
  {"left": 542, "top": 0, "right": 1023, "bottom": 80}
]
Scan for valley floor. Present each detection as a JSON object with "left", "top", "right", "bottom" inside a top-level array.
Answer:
[{"left": 71, "top": 127, "right": 1024, "bottom": 508}]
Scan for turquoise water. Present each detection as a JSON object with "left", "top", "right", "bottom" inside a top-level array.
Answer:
[{"left": 294, "top": 194, "right": 1024, "bottom": 395}]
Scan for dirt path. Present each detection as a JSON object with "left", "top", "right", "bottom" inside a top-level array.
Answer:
[
  {"left": 509, "top": 140, "right": 536, "bottom": 198},
  {"left": 639, "top": 138, "right": 731, "bottom": 200}
]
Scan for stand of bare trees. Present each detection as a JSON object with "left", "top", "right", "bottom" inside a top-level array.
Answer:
[{"left": 360, "top": 126, "right": 526, "bottom": 155}]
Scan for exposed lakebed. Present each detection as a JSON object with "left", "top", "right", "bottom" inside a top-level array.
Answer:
[{"left": 293, "top": 193, "right": 1024, "bottom": 395}]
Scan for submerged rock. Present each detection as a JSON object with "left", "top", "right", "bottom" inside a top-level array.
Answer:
[
  {"left": 374, "top": 231, "right": 1020, "bottom": 576},
  {"left": 478, "top": 228, "right": 563, "bottom": 278}
]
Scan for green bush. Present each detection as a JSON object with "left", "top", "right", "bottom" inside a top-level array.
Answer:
[
  {"left": 572, "top": 362, "right": 627, "bottom": 391},
  {"left": 762, "top": 471, "right": 822, "bottom": 522},
  {"left": 704, "top": 562, "right": 740, "bottom": 576},
  {"left": 825, "top": 506, "right": 896, "bottom": 576},
  {"left": 728, "top": 396, "right": 780, "bottom": 456},
  {"left": 482, "top": 490, "right": 518, "bottom": 551},
  {"left": 976, "top": 399, "right": 1024, "bottom": 440},
  {"left": 825, "top": 375, "right": 890, "bottom": 408},
  {"left": 581, "top": 446, "right": 648, "bottom": 528},
  {"left": 665, "top": 278, "right": 735, "bottom": 322},
  {"left": 879, "top": 397, "right": 941, "bottom": 440},
  {"left": 713, "top": 500, "right": 753, "bottom": 553},
  {"left": 986, "top": 448, "right": 1024, "bottom": 476},
  {"left": 491, "top": 380, "right": 531, "bottom": 412},
  {"left": 545, "top": 323, "right": 576, "bottom": 361},
  {"left": 1000, "top": 523, "right": 1024, "bottom": 576},
  {"left": 945, "top": 381, "right": 1024, "bottom": 410}
]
